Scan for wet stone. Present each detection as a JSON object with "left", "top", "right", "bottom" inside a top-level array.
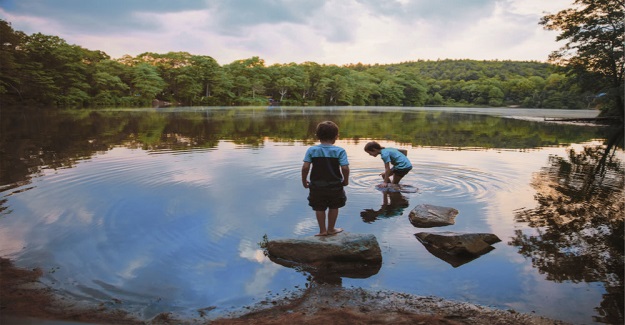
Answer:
[
  {"left": 265, "top": 232, "right": 383, "bottom": 280},
  {"left": 415, "top": 232, "right": 502, "bottom": 267},
  {"left": 408, "top": 204, "right": 459, "bottom": 228}
]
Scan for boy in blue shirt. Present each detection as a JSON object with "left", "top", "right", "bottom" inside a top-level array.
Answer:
[
  {"left": 364, "top": 141, "right": 412, "bottom": 188},
  {"left": 302, "top": 121, "right": 350, "bottom": 236}
]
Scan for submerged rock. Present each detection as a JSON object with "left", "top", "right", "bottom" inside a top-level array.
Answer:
[
  {"left": 266, "top": 232, "right": 382, "bottom": 280},
  {"left": 375, "top": 183, "right": 419, "bottom": 193},
  {"left": 415, "top": 232, "right": 502, "bottom": 267},
  {"left": 408, "top": 204, "right": 458, "bottom": 228}
]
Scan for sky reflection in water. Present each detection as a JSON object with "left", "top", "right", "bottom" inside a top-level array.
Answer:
[{"left": 0, "top": 107, "right": 622, "bottom": 323}]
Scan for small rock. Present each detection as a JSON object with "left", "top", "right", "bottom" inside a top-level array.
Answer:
[{"left": 408, "top": 204, "right": 458, "bottom": 228}]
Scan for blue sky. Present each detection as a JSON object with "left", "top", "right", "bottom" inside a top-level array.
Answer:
[{"left": 0, "top": 0, "right": 572, "bottom": 65}]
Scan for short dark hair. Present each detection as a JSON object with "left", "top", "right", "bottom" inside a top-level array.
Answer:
[
  {"left": 364, "top": 141, "right": 383, "bottom": 152},
  {"left": 316, "top": 121, "right": 339, "bottom": 141}
]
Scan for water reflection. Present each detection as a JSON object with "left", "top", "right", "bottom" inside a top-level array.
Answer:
[
  {"left": 360, "top": 191, "right": 410, "bottom": 223},
  {"left": 0, "top": 107, "right": 606, "bottom": 190},
  {"left": 268, "top": 256, "right": 382, "bottom": 286},
  {"left": 511, "top": 144, "right": 624, "bottom": 324},
  {"left": 0, "top": 107, "right": 622, "bottom": 323}
]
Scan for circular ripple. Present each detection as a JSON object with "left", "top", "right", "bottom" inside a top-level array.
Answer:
[
  {"left": 349, "top": 168, "right": 383, "bottom": 188},
  {"left": 350, "top": 162, "right": 511, "bottom": 203},
  {"left": 262, "top": 161, "right": 302, "bottom": 180},
  {"left": 420, "top": 162, "right": 510, "bottom": 202}
]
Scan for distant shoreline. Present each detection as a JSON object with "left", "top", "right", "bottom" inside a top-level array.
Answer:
[
  {"left": 403, "top": 106, "right": 600, "bottom": 119},
  {"left": 143, "top": 105, "right": 601, "bottom": 119}
]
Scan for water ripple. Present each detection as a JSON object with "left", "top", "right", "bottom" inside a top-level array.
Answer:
[{"left": 349, "top": 162, "right": 510, "bottom": 203}]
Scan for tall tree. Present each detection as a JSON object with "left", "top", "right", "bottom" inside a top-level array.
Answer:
[
  {"left": 130, "top": 63, "right": 165, "bottom": 105},
  {"left": 396, "top": 71, "right": 428, "bottom": 106},
  {"left": 540, "top": 0, "right": 624, "bottom": 118},
  {"left": 0, "top": 20, "right": 27, "bottom": 103},
  {"left": 92, "top": 59, "right": 132, "bottom": 106},
  {"left": 190, "top": 55, "right": 222, "bottom": 101}
]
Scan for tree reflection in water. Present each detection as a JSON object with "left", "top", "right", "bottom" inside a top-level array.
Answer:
[
  {"left": 1, "top": 108, "right": 621, "bottom": 321},
  {"left": 511, "top": 139, "right": 624, "bottom": 324}
]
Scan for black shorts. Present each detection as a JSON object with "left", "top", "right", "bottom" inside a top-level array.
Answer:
[
  {"left": 392, "top": 166, "right": 412, "bottom": 177},
  {"left": 308, "top": 188, "right": 346, "bottom": 211}
]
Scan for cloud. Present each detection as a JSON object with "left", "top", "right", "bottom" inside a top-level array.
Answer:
[
  {"left": 0, "top": 0, "right": 571, "bottom": 64},
  {"left": 208, "top": 0, "right": 326, "bottom": 34},
  {"left": 2, "top": 0, "right": 206, "bottom": 33},
  {"left": 356, "top": 0, "right": 495, "bottom": 22}
]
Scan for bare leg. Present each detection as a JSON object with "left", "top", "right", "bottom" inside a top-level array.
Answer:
[
  {"left": 392, "top": 173, "right": 405, "bottom": 184},
  {"left": 315, "top": 210, "right": 328, "bottom": 236},
  {"left": 327, "top": 208, "right": 343, "bottom": 235}
]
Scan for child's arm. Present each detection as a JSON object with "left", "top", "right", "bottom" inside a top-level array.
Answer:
[
  {"left": 301, "top": 162, "right": 311, "bottom": 188},
  {"left": 381, "top": 162, "right": 392, "bottom": 186},
  {"left": 341, "top": 165, "right": 350, "bottom": 186}
]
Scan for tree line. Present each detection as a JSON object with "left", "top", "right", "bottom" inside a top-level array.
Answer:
[{"left": 0, "top": 18, "right": 616, "bottom": 112}]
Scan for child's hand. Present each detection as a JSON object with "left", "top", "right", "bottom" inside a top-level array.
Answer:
[
  {"left": 379, "top": 182, "right": 389, "bottom": 188},
  {"left": 303, "top": 180, "right": 309, "bottom": 188}
]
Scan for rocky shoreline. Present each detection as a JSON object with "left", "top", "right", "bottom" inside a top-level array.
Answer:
[{"left": 1, "top": 257, "right": 569, "bottom": 325}]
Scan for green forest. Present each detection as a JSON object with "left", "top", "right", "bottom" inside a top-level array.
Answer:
[{"left": 0, "top": 18, "right": 617, "bottom": 112}]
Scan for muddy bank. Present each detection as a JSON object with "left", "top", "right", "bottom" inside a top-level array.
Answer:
[
  {"left": 0, "top": 258, "right": 142, "bottom": 324},
  {"left": 1, "top": 258, "right": 569, "bottom": 325}
]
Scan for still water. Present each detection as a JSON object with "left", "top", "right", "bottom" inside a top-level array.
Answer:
[{"left": 1, "top": 106, "right": 623, "bottom": 324}]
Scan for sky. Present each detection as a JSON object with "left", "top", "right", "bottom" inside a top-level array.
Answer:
[{"left": 0, "top": 0, "right": 572, "bottom": 66}]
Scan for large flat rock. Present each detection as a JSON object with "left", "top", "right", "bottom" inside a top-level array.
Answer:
[
  {"left": 265, "top": 232, "right": 383, "bottom": 280},
  {"left": 266, "top": 232, "right": 382, "bottom": 264}
]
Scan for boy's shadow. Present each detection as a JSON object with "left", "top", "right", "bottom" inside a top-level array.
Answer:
[{"left": 360, "top": 190, "right": 410, "bottom": 223}]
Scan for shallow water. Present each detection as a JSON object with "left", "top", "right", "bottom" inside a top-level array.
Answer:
[{"left": 0, "top": 106, "right": 622, "bottom": 324}]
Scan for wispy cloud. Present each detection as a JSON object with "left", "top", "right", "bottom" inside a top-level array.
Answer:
[{"left": 0, "top": 0, "right": 571, "bottom": 65}]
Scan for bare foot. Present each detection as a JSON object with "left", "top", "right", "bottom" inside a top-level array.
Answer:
[
  {"left": 315, "top": 232, "right": 328, "bottom": 236},
  {"left": 328, "top": 228, "right": 343, "bottom": 235}
]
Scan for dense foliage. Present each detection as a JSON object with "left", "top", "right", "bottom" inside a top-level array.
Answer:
[
  {"left": 0, "top": 19, "right": 601, "bottom": 110},
  {"left": 540, "top": 0, "right": 624, "bottom": 118}
]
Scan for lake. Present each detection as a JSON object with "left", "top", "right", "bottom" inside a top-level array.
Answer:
[{"left": 0, "top": 106, "right": 622, "bottom": 324}]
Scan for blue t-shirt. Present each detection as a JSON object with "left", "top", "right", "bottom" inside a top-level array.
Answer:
[
  {"left": 304, "top": 144, "right": 349, "bottom": 189},
  {"left": 380, "top": 148, "right": 412, "bottom": 170}
]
